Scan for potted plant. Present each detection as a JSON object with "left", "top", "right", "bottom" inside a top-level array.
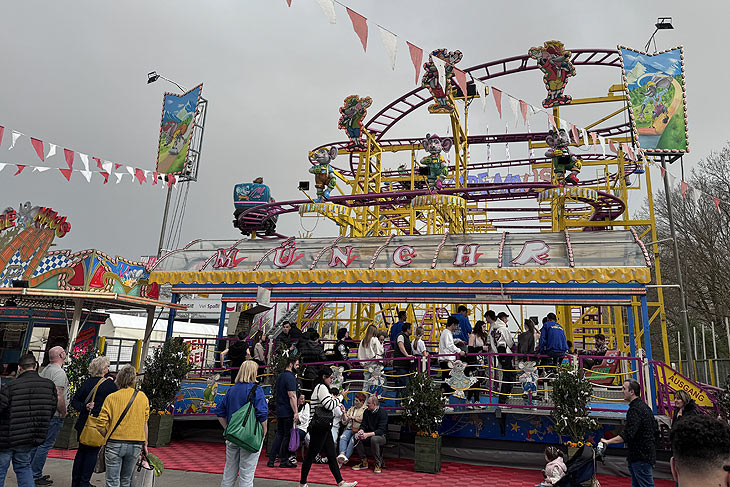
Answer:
[
  {"left": 403, "top": 371, "right": 445, "bottom": 473},
  {"left": 551, "top": 364, "right": 599, "bottom": 459},
  {"left": 55, "top": 346, "right": 98, "bottom": 449},
  {"left": 140, "top": 337, "right": 194, "bottom": 447}
]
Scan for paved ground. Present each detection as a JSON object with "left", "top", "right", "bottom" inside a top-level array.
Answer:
[{"left": 1, "top": 458, "right": 329, "bottom": 487}]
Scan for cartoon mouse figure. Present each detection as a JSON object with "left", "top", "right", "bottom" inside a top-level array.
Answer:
[
  {"left": 308, "top": 147, "right": 337, "bottom": 202},
  {"left": 446, "top": 360, "right": 477, "bottom": 400},
  {"left": 545, "top": 129, "right": 581, "bottom": 185},
  {"left": 518, "top": 361, "right": 538, "bottom": 406},
  {"left": 338, "top": 95, "right": 372, "bottom": 150},
  {"left": 419, "top": 134, "right": 452, "bottom": 189},
  {"left": 421, "top": 48, "right": 463, "bottom": 113}
]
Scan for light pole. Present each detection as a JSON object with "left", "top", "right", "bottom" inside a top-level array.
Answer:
[{"left": 148, "top": 71, "right": 185, "bottom": 258}]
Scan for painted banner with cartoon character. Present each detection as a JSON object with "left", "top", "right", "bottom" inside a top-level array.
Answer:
[
  {"left": 156, "top": 84, "right": 203, "bottom": 175},
  {"left": 619, "top": 46, "right": 688, "bottom": 153}
]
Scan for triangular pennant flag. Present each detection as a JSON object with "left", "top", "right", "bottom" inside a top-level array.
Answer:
[
  {"left": 46, "top": 143, "right": 57, "bottom": 159},
  {"left": 547, "top": 113, "right": 556, "bottom": 129},
  {"left": 80, "top": 170, "right": 92, "bottom": 183},
  {"left": 59, "top": 168, "right": 73, "bottom": 181},
  {"left": 114, "top": 163, "right": 122, "bottom": 171},
  {"left": 474, "top": 79, "right": 488, "bottom": 110},
  {"left": 519, "top": 100, "right": 528, "bottom": 124},
  {"left": 491, "top": 87, "right": 503, "bottom": 118},
  {"left": 626, "top": 145, "right": 636, "bottom": 161},
  {"left": 690, "top": 187, "right": 701, "bottom": 207},
  {"left": 126, "top": 166, "right": 135, "bottom": 176},
  {"left": 152, "top": 171, "right": 159, "bottom": 185},
  {"left": 377, "top": 25, "right": 397, "bottom": 70},
  {"left": 168, "top": 173, "right": 176, "bottom": 186},
  {"left": 102, "top": 161, "right": 113, "bottom": 174},
  {"left": 30, "top": 138, "right": 45, "bottom": 161},
  {"left": 504, "top": 123, "right": 510, "bottom": 160},
  {"left": 13, "top": 165, "right": 26, "bottom": 176},
  {"left": 346, "top": 8, "right": 368, "bottom": 52},
  {"left": 453, "top": 68, "right": 468, "bottom": 103},
  {"left": 63, "top": 148, "right": 74, "bottom": 170},
  {"left": 508, "top": 96, "right": 521, "bottom": 127},
  {"left": 79, "top": 153, "right": 90, "bottom": 171},
  {"left": 660, "top": 166, "right": 666, "bottom": 179},
  {"left": 608, "top": 139, "right": 617, "bottom": 154},
  {"left": 407, "top": 42, "right": 423, "bottom": 85},
  {"left": 559, "top": 118, "right": 570, "bottom": 133},
  {"left": 581, "top": 128, "right": 589, "bottom": 147},
  {"left": 285, "top": 0, "right": 292, "bottom": 6},
  {"left": 570, "top": 124, "right": 580, "bottom": 144},
  {"left": 590, "top": 132, "right": 598, "bottom": 154},
  {"left": 134, "top": 168, "right": 147, "bottom": 184},
  {"left": 0, "top": 126, "right": 4, "bottom": 146},
  {"left": 115, "top": 173, "right": 124, "bottom": 184},
  {"left": 99, "top": 171, "right": 110, "bottom": 184},
  {"left": 315, "top": 0, "right": 336, "bottom": 24},
  {"left": 33, "top": 166, "right": 51, "bottom": 173},
  {"left": 431, "top": 56, "right": 447, "bottom": 95},
  {"left": 680, "top": 180, "right": 689, "bottom": 198},
  {"left": 9, "top": 131, "right": 22, "bottom": 150},
  {"left": 713, "top": 197, "right": 721, "bottom": 213},
  {"left": 598, "top": 136, "right": 606, "bottom": 157},
  {"left": 0, "top": 163, "right": 5, "bottom": 172}
]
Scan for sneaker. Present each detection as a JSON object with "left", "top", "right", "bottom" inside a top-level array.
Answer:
[
  {"left": 351, "top": 460, "right": 368, "bottom": 470},
  {"left": 338, "top": 482, "right": 358, "bottom": 487},
  {"left": 267, "top": 460, "right": 276, "bottom": 468},
  {"left": 337, "top": 453, "right": 348, "bottom": 466},
  {"left": 374, "top": 465, "right": 382, "bottom": 474},
  {"left": 279, "top": 461, "right": 296, "bottom": 468},
  {"left": 35, "top": 480, "right": 53, "bottom": 486},
  {"left": 289, "top": 455, "right": 297, "bottom": 465}
]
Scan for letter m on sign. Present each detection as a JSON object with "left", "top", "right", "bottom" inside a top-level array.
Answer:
[{"left": 214, "top": 249, "right": 246, "bottom": 268}]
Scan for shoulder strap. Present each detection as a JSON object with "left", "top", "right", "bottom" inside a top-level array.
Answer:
[
  {"left": 246, "top": 383, "right": 258, "bottom": 403},
  {"left": 108, "top": 389, "right": 138, "bottom": 439},
  {"left": 85, "top": 377, "right": 106, "bottom": 405}
]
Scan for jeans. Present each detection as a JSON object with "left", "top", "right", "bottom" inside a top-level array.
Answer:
[
  {"left": 30, "top": 416, "right": 64, "bottom": 480},
  {"left": 268, "top": 416, "right": 293, "bottom": 463},
  {"left": 72, "top": 441, "right": 101, "bottom": 487},
  {"left": 355, "top": 435, "right": 386, "bottom": 467},
  {"left": 104, "top": 441, "right": 142, "bottom": 487},
  {"left": 628, "top": 460, "right": 655, "bottom": 487},
  {"left": 221, "top": 440, "right": 261, "bottom": 487},
  {"left": 0, "top": 445, "right": 34, "bottom": 487},
  {"left": 338, "top": 429, "right": 356, "bottom": 459}
]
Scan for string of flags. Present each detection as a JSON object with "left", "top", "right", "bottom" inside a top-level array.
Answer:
[{"left": 0, "top": 125, "right": 175, "bottom": 188}]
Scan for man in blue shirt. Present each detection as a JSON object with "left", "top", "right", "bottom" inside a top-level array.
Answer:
[
  {"left": 451, "top": 305, "right": 472, "bottom": 344},
  {"left": 267, "top": 356, "right": 300, "bottom": 468},
  {"left": 389, "top": 310, "right": 408, "bottom": 349},
  {"left": 538, "top": 312, "right": 569, "bottom": 366}
]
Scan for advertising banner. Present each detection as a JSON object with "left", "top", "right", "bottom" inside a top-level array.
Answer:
[
  {"left": 155, "top": 84, "right": 203, "bottom": 175},
  {"left": 618, "top": 46, "right": 688, "bottom": 154}
]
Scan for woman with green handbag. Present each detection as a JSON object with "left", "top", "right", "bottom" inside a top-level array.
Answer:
[
  {"left": 70, "top": 356, "right": 117, "bottom": 487},
  {"left": 214, "top": 360, "right": 268, "bottom": 487}
]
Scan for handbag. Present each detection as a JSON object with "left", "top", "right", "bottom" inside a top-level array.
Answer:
[
  {"left": 80, "top": 378, "right": 107, "bottom": 447},
  {"left": 94, "top": 390, "right": 140, "bottom": 473},
  {"left": 288, "top": 427, "right": 300, "bottom": 452},
  {"left": 309, "top": 384, "right": 335, "bottom": 431},
  {"left": 223, "top": 384, "right": 264, "bottom": 453},
  {"left": 131, "top": 452, "right": 156, "bottom": 487}
]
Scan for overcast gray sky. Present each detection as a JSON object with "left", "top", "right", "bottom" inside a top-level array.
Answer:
[{"left": 0, "top": 0, "right": 726, "bottom": 259}]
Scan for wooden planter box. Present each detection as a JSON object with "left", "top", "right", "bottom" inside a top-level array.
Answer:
[
  {"left": 414, "top": 435, "right": 441, "bottom": 474},
  {"left": 53, "top": 415, "right": 79, "bottom": 450},
  {"left": 147, "top": 413, "right": 174, "bottom": 448}
]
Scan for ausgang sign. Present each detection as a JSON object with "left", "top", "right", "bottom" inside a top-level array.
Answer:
[{"left": 660, "top": 364, "right": 713, "bottom": 407}]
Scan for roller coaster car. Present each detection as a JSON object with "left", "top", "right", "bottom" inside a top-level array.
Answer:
[
  {"left": 233, "top": 182, "right": 277, "bottom": 236},
  {"left": 583, "top": 350, "right": 621, "bottom": 386}
]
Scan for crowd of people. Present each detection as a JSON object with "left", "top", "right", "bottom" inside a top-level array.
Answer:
[{"left": 0, "top": 348, "right": 151, "bottom": 487}]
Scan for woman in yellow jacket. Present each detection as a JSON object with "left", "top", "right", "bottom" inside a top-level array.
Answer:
[{"left": 96, "top": 364, "right": 150, "bottom": 487}]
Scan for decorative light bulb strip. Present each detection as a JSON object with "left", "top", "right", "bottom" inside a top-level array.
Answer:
[
  {"left": 253, "top": 237, "right": 295, "bottom": 271},
  {"left": 310, "top": 235, "right": 343, "bottom": 270},
  {"left": 630, "top": 227, "right": 652, "bottom": 267},
  {"left": 369, "top": 234, "right": 394, "bottom": 269},
  {"left": 564, "top": 230, "right": 575, "bottom": 268},
  {"left": 431, "top": 231, "right": 449, "bottom": 269},
  {"left": 497, "top": 231, "right": 508, "bottom": 268}
]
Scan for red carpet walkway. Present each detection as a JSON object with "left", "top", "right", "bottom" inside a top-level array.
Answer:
[{"left": 50, "top": 440, "right": 673, "bottom": 487}]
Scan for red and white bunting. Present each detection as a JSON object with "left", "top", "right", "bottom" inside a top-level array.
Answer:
[
  {"left": 519, "top": 100, "right": 529, "bottom": 124},
  {"left": 13, "top": 165, "right": 26, "bottom": 176},
  {"left": 431, "top": 56, "right": 446, "bottom": 93},
  {"left": 9, "top": 131, "right": 21, "bottom": 150},
  {"left": 59, "top": 168, "right": 73, "bottom": 181},
  {"left": 570, "top": 124, "right": 580, "bottom": 145},
  {"left": 507, "top": 96, "right": 520, "bottom": 127},
  {"left": 590, "top": 132, "right": 598, "bottom": 154},
  {"left": 46, "top": 143, "right": 57, "bottom": 159},
  {"left": 315, "top": 0, "right": 336, "bottom": 24},
  {"left": 64, "top": 148, "right": 74, "bottom": 171},
  {"left": 680, "top": 180, "right": 689, "bottom": 198},
  {"left": 491, "top": 87, "right": 503, "bottom": 118},
  {"left": 0, "top": 126, "right": 4, "bottom": 146},
  {"left": 473, "top": 79, "right": 488, "bottom": 110},
  {"left": 714, "top": 197, "right": 721, "bottom": 213},
  {"left": 377, "top": 25, "right": 397, "bottom": 70},
  {"left": 346, "top": 8, "right": 368, "bottom": 52},
  {"left": 285, "top": 0, "right": 292, "bottom": 6},
  {"left": 406, "top": 42, "right": 422, "bottom": 85},
  {"left": 453, "top": 68, "right": 468, "bottom": 104},
  {"left": 547, "top": 113, "right": 556, "bottom": 129}
]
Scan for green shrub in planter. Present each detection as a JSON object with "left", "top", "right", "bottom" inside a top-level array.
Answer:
[{"left": 403, "top": 372, "right": 445, "bottom": 473}]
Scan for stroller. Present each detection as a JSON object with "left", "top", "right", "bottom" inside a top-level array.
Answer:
[{"left": 554, "top": 442, "right": 606, "bottom": 487}]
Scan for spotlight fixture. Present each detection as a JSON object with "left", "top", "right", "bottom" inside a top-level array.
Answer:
[
  {"left": 645, "top": 17, "right": 674, "bottom": 53},
  {"left": 147, "top": 71, "right": 160, "bottom": 84}
]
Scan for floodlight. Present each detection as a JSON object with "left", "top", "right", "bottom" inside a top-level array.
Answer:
[
  {"left": 147, "top": 71, "right": 160, "bottom": 84},
  {"left": 298, "top": 181, "right": 310, "bottom": 191},
  {"left": 655, "top": 17, "right": 673, "bottom": 30}
]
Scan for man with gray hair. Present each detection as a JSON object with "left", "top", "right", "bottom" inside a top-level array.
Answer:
[
  {"left": 351, "top": 395, "right": 388, "bottom": 474},
  {"left": 30, "top": 346, "right": 68, "bottom": 485}
]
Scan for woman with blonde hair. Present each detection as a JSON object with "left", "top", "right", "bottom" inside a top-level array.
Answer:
[
  {"left": 214, "top": 360, "right": 268, "bottom": 487},
  {"left": 70, "top": 355, "right": 118, "bottom": 487},
  {"left": 96, "top": 364, "right": 150, "bottom": 487},
  {"left": 357, "top": 325, "right": 383, "bottom": 382}
]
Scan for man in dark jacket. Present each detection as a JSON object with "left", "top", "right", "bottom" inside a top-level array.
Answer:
[
  {"left": 352, "top": 395, "right": 388, "bottom": 473},
  {"left": 0, "top": 353, "right": 57, "bottom": 487},
  {"left": 600, "top": 379, "right": 657, "bottom": 487},
  {"left": 538, "top": 313, "right": 569, "bottom": 367}
]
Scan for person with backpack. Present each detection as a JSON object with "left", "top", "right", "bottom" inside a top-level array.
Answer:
[
  {"left": 214, "top": 360, "right": 268, "bottom": 487},
  {"left": 299, "top": 368, "right": 357, "bottom": 487}
]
